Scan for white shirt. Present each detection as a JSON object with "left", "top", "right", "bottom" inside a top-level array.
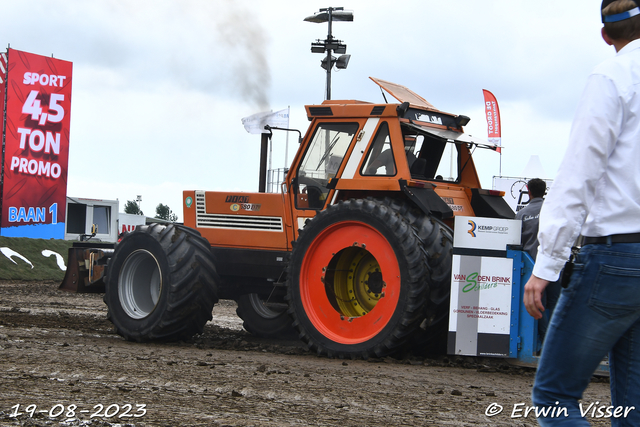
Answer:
[{"left": 534, "top": 38, "right": 640, "bottom": 282}]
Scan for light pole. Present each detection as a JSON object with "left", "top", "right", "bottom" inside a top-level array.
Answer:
[{"left": 304, "top": 7, "right": 353, "bottom": 100}]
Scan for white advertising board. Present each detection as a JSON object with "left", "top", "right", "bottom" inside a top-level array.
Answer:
[
  {"left": 453, "top": 216, "right": 521, "bottom": 251},
  {"left": 448, "top": 255, "right": 513, "bottom": 357},
  {"left": 448, "top": 216, "right": 521, "bottom": 358}
]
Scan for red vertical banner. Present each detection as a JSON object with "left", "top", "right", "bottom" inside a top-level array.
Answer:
[
  {"left": 0, "top": 49, "right": 72, "bottom": 238},
  {"left": 482, "top": 89, "right": 501, "bottom": 153}
]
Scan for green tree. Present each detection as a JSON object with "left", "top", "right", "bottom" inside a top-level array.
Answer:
[
  {"left": 155, "top": 203, "right": 178, "bottom": 222},
  {"left": 124, "top": 200, "right": 143, "bottom": 215}
]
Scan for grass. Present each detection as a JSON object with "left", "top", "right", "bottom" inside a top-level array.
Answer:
[{"left": 0, "top": 237, "right": 74, "bottom": 281}]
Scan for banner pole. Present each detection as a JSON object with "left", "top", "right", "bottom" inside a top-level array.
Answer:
[
  {"left": 0, "top": 48, "right": 9, "bottom": 231},
  {"left": 284, "top": 106, "right": 290, "bottom": 168}
]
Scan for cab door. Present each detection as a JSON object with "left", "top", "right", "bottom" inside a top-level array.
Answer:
[{"left": 288, "top": 120, "right": 363, "bottom": 238}]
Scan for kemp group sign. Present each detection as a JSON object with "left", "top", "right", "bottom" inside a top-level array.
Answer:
[{"left": 0, "top": 48, "right": 72, "bottom": 238}]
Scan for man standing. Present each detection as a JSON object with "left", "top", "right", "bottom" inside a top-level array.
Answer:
[
  {"left": 516, "top": 178, "right": 546, "bottom": 261},
  {"left": 524, "top": 0, "right": 640, "bottom": 425}
]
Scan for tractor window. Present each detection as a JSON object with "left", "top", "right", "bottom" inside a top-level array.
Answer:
[
  {"left": 406, "top": 135, "right": 423, "bottom": 161},
  {"left": 361, "top": 122, "right": 396, "bottom": 176},
  {"left": 434, "top": 142, "right": 459, "bottom": 181},
  {"left": 296, "top": 122, "right": 359, "bottom": 209},
  {"left": 403, "top": 126, "right": 460, "bottom": 181}
]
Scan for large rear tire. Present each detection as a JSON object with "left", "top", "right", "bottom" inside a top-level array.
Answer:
[
  {"left": 104, "top": 223, "right": 219, "bottom": 342},
  {"left": 287, "top": 198, "right": 428, "bottom": 358},
  {"left": 385, "top": 198, "right": 453, "bottom": 355},
  {"left": 236, "top": 293, "right": 297, "bottom": 340}
]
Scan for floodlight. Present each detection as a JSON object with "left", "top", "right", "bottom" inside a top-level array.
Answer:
[
  {"left": 321, "top": 55, "right": 336, "bottom": 71},
  {"left": 333, "top": 43, "right": 347, "bottom": 54},
  {"left": 336, "top": 54, "right": 350, "bottom": 69},
  {"left": 304, "top": 9, "right": 353, "bottom": 23},
  {"left": 311, "top": 42, "right": 326, "bottom": 53}
]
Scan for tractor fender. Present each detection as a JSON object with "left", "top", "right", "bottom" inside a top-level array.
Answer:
[
  {"left": 470, "top": 188, "right": 515, "bottom": 219},
  {"left": 399, "top": 180, "right": 453, "bottom": 220}
]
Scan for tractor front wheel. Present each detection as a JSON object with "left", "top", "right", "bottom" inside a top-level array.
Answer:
[{"left": 104, "top": 224, "right": 218, "bottom": 342}]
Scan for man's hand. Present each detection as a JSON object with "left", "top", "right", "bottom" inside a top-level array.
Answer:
[{"left": 524, "top": 275, "right": 550, "bottom": 320}]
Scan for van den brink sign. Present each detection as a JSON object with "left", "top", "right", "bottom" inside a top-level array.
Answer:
[
  {"left": 448, "top": 216, "right": 521, "bottom": 357},
  {"left": 0, "top": 49, "right": 73, "bottom": 238}
]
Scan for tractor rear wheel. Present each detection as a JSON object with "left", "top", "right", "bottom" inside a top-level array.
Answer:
[
  {"left": 385, "top": 198, "right": 453, "bottom": 354},
  {"left": 236, "top": 293, "right": 297, "bottom": 339},
  {"left": 287, "top": 198, "right": 428, "bottom": 358},
  {"left": 104, "top": 223, "right": 218, "bottom": 342}
]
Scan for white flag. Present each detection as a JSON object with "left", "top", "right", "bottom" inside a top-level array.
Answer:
[{"left": 241, "top": 109, "right": 289, "bottom": 134}]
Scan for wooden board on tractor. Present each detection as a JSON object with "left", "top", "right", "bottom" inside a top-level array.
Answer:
[{"left": 68, "top": 78, "right": 514, "bottom": 358}]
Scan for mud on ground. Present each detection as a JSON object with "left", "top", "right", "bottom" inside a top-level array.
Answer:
[{"left": 0, "top": 281, "right": 611, "bottom": 426}]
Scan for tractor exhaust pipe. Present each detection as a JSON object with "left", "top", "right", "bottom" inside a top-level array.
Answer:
[{"left": 259, "top": 132, "right": 269, "bottom": 193}]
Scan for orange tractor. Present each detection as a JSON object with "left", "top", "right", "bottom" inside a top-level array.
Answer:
[{"left": 63, "top": 78, "right": 513, "bottom": 358}]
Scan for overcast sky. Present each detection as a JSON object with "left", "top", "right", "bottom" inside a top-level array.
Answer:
[{"left": 2, "top": 0, "right": 611, "bottom": 220}]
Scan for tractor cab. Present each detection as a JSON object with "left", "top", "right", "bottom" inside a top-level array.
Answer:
[{"left": 286, "top": 78, "right": 512, "bottom": 232}]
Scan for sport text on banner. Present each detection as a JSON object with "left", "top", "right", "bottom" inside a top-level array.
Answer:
[{"left": 0, "top": 48, "right": 73, "bottom": 239}]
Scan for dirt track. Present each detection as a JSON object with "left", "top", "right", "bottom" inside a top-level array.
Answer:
[{"left": 0, "top": 281, "right": 612, "bottom": 426}]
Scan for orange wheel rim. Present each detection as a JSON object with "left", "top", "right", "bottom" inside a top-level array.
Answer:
[{"left": 299, "top": 221, "right": 401, "bottom": 345}]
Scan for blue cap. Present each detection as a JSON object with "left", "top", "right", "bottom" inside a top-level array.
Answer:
[{"left": 602, "top": 0, "right": 640, "bottom": 23}]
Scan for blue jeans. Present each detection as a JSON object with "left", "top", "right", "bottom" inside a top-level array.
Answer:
[{"left": 532, "top": 243, "right": 640, "bottom": 426}]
